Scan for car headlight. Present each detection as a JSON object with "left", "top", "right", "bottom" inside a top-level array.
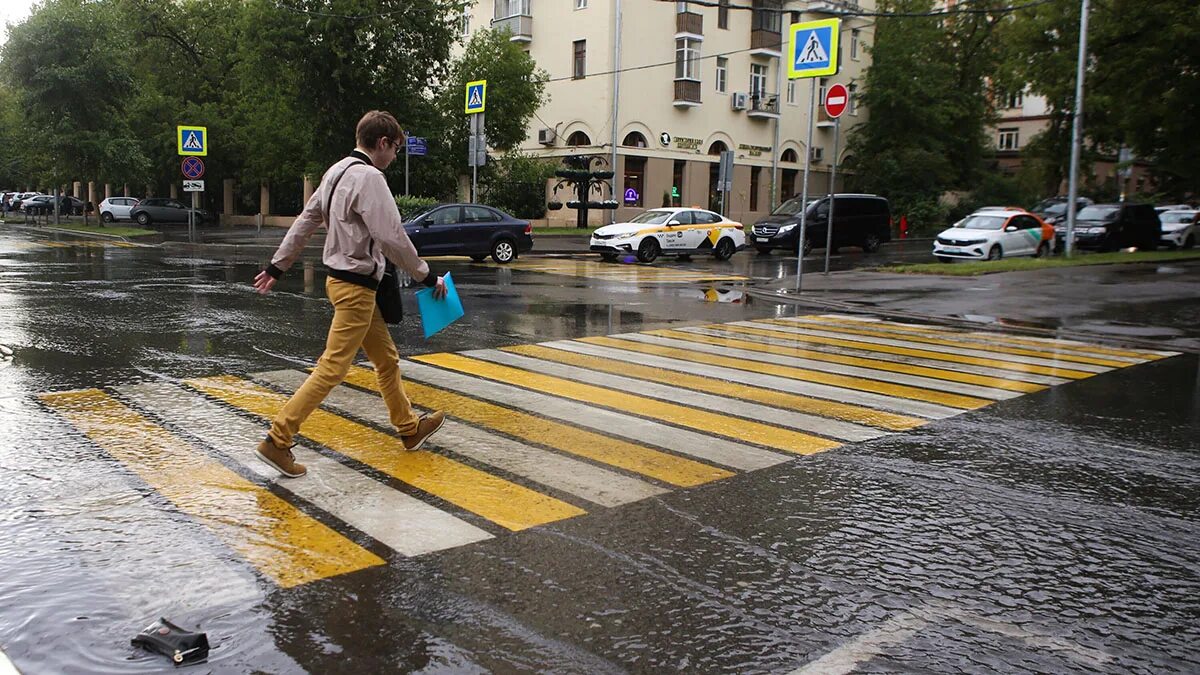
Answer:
[
  {"left": 778, "top": 224, "right": 796, "bottom": 233},
  {"left": 613, "top": 231, "right": 637, "bottom": 240}
]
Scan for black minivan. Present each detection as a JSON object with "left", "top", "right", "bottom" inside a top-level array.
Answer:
[
  {"left": 751, "top": 193, "right": 892, "bottom": 255},
  {"left": 1055, "top": 203, "right": 1160, "bottom": 252}
]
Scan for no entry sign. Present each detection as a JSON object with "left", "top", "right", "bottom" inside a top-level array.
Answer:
[{"left": 824, "top": 83, "right": 849, "bottom": 119}]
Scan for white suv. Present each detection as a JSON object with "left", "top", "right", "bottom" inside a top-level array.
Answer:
[{"left": 99, "top": 197, "right": 139, "bottom": 222}]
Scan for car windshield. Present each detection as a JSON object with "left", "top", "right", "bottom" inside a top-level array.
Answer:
[
  {"left": 958, "top": 215, "right": 1007, "bottom": 231},
  {"left": 1077, "top": 205, "right": 1119, "bottom": 221},
  {"left": 1161, "top": 212, "right": 1196, "bottom": 224},
  {"left": 1043, "top": 203, "right": 1069, "bottom": 216},
  {"left": 771, "top": 197, "right": 818, "bottom": 216},
  {"left": 629, "top": 210, "right": 674, "bottom": 224}
]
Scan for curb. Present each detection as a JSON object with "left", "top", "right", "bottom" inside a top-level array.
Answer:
[{"left": 4, "top": 222, "right": 162, "bottom": 246}]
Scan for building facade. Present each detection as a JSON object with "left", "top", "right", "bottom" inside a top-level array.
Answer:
[{"left": 462, "top": 0, "right": 876, "bottom": 225}]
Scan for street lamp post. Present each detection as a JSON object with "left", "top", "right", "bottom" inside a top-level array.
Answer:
[{"left": 1064, "top": 0, "right": 1090, "bottom": 258}]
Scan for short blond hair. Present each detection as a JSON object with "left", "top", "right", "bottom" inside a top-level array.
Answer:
[{"left": 355, "top": 110, "right": 403, "bottom": 149}]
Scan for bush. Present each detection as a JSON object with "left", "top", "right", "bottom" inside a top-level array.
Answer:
[
  {"left": 394, "top": 195, "right": 439, "bottom": 220},
  {"left": 478, "top": 151, "right": 558, "bottom": 219}
]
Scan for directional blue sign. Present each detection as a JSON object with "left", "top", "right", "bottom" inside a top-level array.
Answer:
[
  {"left": 406, "top": 137, "right": 427, "bottom": 156},
  {"left": 788, "top": 18, "right": 840, "bottom": 79}
]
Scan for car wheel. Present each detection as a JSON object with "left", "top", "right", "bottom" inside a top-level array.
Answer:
[
  {"left": 135, "top": 212, "right": 151, "bottom": 226},
  {"left": 755, "top": 246, "right": 773, "bottom": 255},
  {"left": 470, "top": 254, "right": 487, "bottom": 262},
  {"left": 713, "top": 238, "right": 736, "bottom": 260},
  {"left": 636, "top": 237, "right": 660, "bottom": 263},
  {"left": 491, "top": 238, "right": 516, "bottom": 263},
  {"left": 599, "top": 253, "right": 617, "bottom": 263},
  {"left": 987, "top": 245, "right": 1002, "bottom": 261},
  {"left": 1035, "top": 241, "right": 1050, "bottom": 258},
  {"left": 801, "top": 237, "right": 814, "bottom": 257},
  {"left": 1184, "top": 234, "right": 1195, "bottom": 250},
  {"left": 861, "top": 233, "right": 882, "bottom": 253}
]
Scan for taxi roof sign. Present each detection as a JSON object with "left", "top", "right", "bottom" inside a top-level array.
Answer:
[
  {"left": 788, "top": 19, "right": 840, "bottom": 79},
  {"left": 464, "top": 80, "right": 487, "bottom": 114},
  {"left": 177, "top": 125, "right": 208, "bottom": 156}
]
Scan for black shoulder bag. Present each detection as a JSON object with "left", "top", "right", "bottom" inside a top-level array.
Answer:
[{"left": 325, "top": 158, "right": 404, "bottom": 325}]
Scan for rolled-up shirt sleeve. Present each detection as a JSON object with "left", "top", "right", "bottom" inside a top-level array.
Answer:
[
  {"left": 355, "top": 173, "right": 433, "bottom": 283},
  {"left": 267, "top": 189, "right": 325, "bottom": 277}
]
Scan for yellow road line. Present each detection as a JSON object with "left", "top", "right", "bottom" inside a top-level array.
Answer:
[
  {"left": 583, "top": 334, "right": 992, "bottom": 410},
  {"left": 764, "top": 319, "right": 1130, "bottom": 368},
  {"left": 342, "top": 365, "right": 729, "bottom": 487},
  {"left": 188, "top": 376, "right": 585, "bottom": 532},
  {"left": 39, "top": 389, "right": 383, "bottom": 588},
  {"left": 502, "top": 344, "right": 926, "bottom": 431},
  {"left": 412, "top": 353, "right": 840, "bottom": 455},
  {"left": 703, "top": 324, "right": 1095, "bottom": 380}
]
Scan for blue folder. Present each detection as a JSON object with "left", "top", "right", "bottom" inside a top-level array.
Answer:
[{"left": 415, "top": 271, "right": 464, "bottom": 338}]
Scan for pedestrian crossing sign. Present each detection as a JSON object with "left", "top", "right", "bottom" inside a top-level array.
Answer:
[
  {"left": 464, "top": 80, "right": 487, "bottom": 114},
  {"left": 788, "top": 18, "right": 840, "bottom": 79},
  {"left": 177, "top": 125, "right": 208, "bottom": 156}
]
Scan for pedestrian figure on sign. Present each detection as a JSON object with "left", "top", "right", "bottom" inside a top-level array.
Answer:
[{"left": 252, "top": 110, "right": 448, "bottom": 478}]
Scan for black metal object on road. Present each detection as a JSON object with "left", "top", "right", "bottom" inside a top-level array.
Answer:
[{"left": 131, "top": 618, "right": 209, "bottom": 667}]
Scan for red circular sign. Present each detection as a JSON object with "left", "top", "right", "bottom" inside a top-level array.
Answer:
[
  {"left": 824, "top": 83, "right": 849, "bottom": 119},
  {"left": 181, "top": 157, "right": 205, "bottom": 179}
]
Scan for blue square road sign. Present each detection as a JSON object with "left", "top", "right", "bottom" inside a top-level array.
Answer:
[{"left": 788, "top": 19, "right": 840, "bottom": 79}]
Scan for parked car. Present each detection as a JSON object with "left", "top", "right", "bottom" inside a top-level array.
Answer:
[
  {"left": 1158, "top": 210, "right": 1197, "bottom": 249},
  {"left": 403, "top": 203, "right": 532, "bottom": 263},
  {"left": 1056, "top": 203, "right": 1160, "bottom": 251},
  {"left": 751, "top": 193, "right": 891, "bottom": 256},
  {"left": 1154, "top": 204, "right": 1192, "bottom": 214},
  {"left": 130, "top": 198, "right": 211, "bottom": 225},
  {"left": 590, "top": 207, "right": 745, "bottom": 263},
  {"left": 99, "top": 197, "right": 140, "bottom": 222},
  {"left": 933, "top": 208, "right": 1053, "bottom": 262},
  {"left": 21, "top": 195, "right": 56, "bottom": 215},
  {"left": 1032, "top": 197, "right": 1092, "bottom": 226},
  {"left": 13, "top": 192, "right": 44, "bottom": 211}
]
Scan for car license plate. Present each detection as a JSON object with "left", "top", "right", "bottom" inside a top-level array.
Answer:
[
  {"left": 940, "top": 246, "right": 961, "bottom": 253},
  {"left": 756, "top": 237, "right": 769, "bottom": 243}
]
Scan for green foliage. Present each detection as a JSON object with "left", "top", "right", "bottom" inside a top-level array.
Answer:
[
  {"left": 394, "top": 194, "right": 439, "bottom": 220},
  {"left": 479, "top": 150, "right": 557, "bottom": 219}
]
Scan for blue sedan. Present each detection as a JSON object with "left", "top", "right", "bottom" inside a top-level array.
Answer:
[{"left": 403, "top": 203, "right": 533, "bottom": 263}]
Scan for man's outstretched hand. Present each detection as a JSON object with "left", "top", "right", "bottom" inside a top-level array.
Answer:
[
  {"left": 253, "top": 270, "right": 277, "bottom": 295},
  {"left": 433, "top": 275, "right": 448, "bottom": 300}
]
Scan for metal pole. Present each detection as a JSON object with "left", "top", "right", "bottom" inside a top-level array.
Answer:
[
  {"left": 404, "top": 140, "right": 410, "bottom": 196},
  {"left": 609, "top": 0, "right": 622, "bottom": 224},
  {"left": 795, "top": 79, "right": 816, "bottom": 292},
  {"left": 53, "top": 187, "right": 60, "bottom": 226},
  {"left": 1065, "top": 0, "right": 1090, "bottom": 258},
  {"left": 824, "top": 117, "right": 840, "bottom": 275},
  {"left": 471, "top": 113, "right": 478, "bottom": 204},
  {"left": 770, "top": 13, "right": 784, "bottom": 212}
]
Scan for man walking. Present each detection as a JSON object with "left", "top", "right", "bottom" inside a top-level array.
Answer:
[{"left": 251, "top": 110, "right": 447, "bottom": 478}]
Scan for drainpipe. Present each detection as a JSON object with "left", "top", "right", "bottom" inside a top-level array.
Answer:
[
  {"left": 771, "top": 8, "right": 784, "bottom": 211},
  {"left": 609, "top": 0, "right": 622, "bottom": 224}
]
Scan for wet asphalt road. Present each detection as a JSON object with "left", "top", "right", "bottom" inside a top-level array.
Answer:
[{"left": 0, "top": 227, "right": 1197, "bottom": 674}]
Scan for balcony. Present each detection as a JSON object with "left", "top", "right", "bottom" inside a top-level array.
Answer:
[
  {"left": 675, "top": 11, "right": 703, "bottom": 38},
  {"left": 808, "top": 0, "right": 859, "bottom": 14},
  {"left": 817, "top": 108, "right": 836, "bottom": 128},
  {"left": 750, "top": 28, "right": 782, "bottom": 58},
  {"left": 673, "top": 80, "right": 702, "bottom": 108},
  {"left": 747, "top": 93, "right": 779, "bottom": 119},
  {"left": 492, "top": 13, "right": 532, "bottom": 42}
]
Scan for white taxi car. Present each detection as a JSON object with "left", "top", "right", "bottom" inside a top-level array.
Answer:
[
  {"left": 933, "top": 208, "right": 1052, "bottom": 262},
  {"left": 590, "top": 207, "right": 745, "bottom": 263}
]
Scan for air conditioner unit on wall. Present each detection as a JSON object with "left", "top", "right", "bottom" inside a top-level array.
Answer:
[
  {"left": 537, "top": 128, "right": 556, "bottom": 145},
  {"left": 731, "top": 92, "right": 748, "bottom": 111},
  {"left": 810, "top": 147, "right": 824, "bottom": 163}
]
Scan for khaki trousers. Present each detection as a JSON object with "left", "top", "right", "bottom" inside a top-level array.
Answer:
[{"left": 268, "top": 277, "right": 420, "bottom": 447}]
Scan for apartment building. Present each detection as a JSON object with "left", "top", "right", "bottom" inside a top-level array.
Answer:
[{"left": 462, "top": 0, "right": 875, "bottom": 225}]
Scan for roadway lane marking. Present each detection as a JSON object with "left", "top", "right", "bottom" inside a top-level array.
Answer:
[
  {"left": 117, "top": 381, "right": 493, "bottom": 556},
  {"left": 579, "top": 335, "right": 961, "bottom": 419},
  {"left": 774, "top": 317, "right": 1135, "bottom": 368},
  {"left": 413, "top": 353, "right": 842, "bottom": 456},
  {"left": 342, "top": 366, "right": 732, "bottom": 486},
  {"left": 39, "top": 389, "right": 384, "bottom": 588},
  {"left": 257, "top": 369, "right": 668, "bottom": 507},
  {"left": 187, "top": 376, "right": 586, "bottom": 532},
  {"left": 473, "top": 348, "right": 883, "bottom": 442},
  {"left": 392, "top": 360, "right": 788, "bottom": 471},
  {"left": 0, "top": 647, "right": 18, "bottom": 675},
  {"left": 527, "top": 339, "right": 927, "bottom": 431}
]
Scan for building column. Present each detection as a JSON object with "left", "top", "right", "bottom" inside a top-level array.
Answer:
[
  {"left": 169, "top": 183, "right": 179, "bottom": 199},
  {"left": 72, "top": 181, "right": 82, "bottom": 198},
  {"left": 259, "top": 182, "right": 270, "bottom": 216},
  {"left": 87, "top": 182, "right": 96, "bottom": 207},
  {"left": 303, "top": 176, "right": 315, "bottom": 206},
  {"left": 223, "top": 179, "right": 235, "bottom": 216},
  {"left": 123, "top": 184, "right": 130, "bottom": 197},
  {"left": 104, "top": 184, "right": 112, "bottom": 200}
]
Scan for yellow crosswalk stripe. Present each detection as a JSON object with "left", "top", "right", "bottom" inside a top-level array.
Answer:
[
  {"left": 39, "top": 389, "right": 383, "bottom": 588},
  {"left": 582, "top": 334, "right": 991, "bottom": 410},
  {"left": 412, "top": 353, "right": 840, "bottom": 455},
  {"left": 765, "top": 318, "right": 1130, "bottom": 368},
  {"left": 342, "top": 365, "right": 730, "bottom": 487},
  {"left": 805, "top": 315, "right": 1164, "bottom": 361},
  {"left": 188, "top": 376, "right": 585, "bottom": 532},
  {"left": 702, "top": 324, "right": 1094, "bottom": 380},
  {"left": 501, "top": 344, "right": 925, "bottom": 432}
]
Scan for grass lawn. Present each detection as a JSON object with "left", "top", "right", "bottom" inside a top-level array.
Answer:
[
  {"left": 879, "top": 250, "right": 1200, "bottom": 276},
  {"left": 46, "top": 223, "right": 157, "bottom": 237}
]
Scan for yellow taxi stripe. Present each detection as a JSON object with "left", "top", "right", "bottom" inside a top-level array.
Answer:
[
  {"left": 703, "top": 323, "right": 1094, "bottom": 380},
  {"left": 766, "top": 318, "right": 1131, "bottom": 368},
  {"left": 39, "top": 389, "right": 383, "bottom": 588},
  {"left": 805, "top": 315, "right": 1164, "bottom": 362},
  {"left": 341, "top": 366, "right": 729, "bottom": 487},
  {"left": 411, "top": 353, "right": 840, "bottom": 455},
  {"left": 188, "top": 376, "right": 585, "bottom": 532},
  {"left": 502, "top": 343, "right": 925, "bottom": 432}
]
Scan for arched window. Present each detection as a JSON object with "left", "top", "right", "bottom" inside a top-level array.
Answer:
[
  {"left": 622, "top": 132, "right": 647, "bottom": 148},
  {"left": 707, "top": 140, "right": 728, "bottom": 156},
  {"left": 781, "top": 148, "right": 799, "bottom": 163},
  {"left": 566, "top": 131, "right": 591, "bottom": 147}
]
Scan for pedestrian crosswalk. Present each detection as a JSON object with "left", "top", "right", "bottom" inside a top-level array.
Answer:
[
  {"left": 1, "top": 239, "right": 145, "bottom": 251},
  {"left": 36, "top": 314, "right": 1176, "bottom": 588},
  {"left": 509, "top": 258, "right": 749, "bottom": 284}
]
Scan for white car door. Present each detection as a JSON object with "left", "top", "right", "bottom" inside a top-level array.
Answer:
[
  {"left": 660, "top": 210, "right": 693, "bottom": 250},
  {"left": 688, "top": 210, "right": 724, "bottom": 251}
]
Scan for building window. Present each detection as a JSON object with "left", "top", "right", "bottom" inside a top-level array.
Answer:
[
  {"left": 750, "top": 63, "right": 768, "bottom": 97},
  {"left": 750, "top": 166, "right": 761, "bottom": 211},
  {"left": 786, "top": 79, "right": 796, "bottom": 105},
  {"left": 716, "top": 57, "right": 727, "bottom": 93},
  {"left": 494, "top": 0, "right": 529, "bottom": 19},
  {"left": 1006, "top": 91, "right": 1024, "bottom": 109},
  {"left": 718, "top": 0, "right": 729, "bottom": 29},
  {"left": 751, "top": 0, "right": 781, "bottom": 33},
  {"left": 672, "top": 160, "right": 685, "bottom": 207},
  {"left": 675, "top": 38, "right": 700, "bottom": 80},
  {"left": 851, "top": 29, "right": 859, "bottom": 60},
  {"left": 781, "top": 148, "right": 798, "bottom": 163},
  {"left": 708, "top": 140, "right": 728, "bottom": 156},
  {"left": 624, "top": 157, "right": 645, "bottom": 207},
  {"left": 818, "top": 77, "right": 827, "bottom": 107},
  {"left": 573, "top": 40, "right": 586, "bottom": 79},
  {"left": 998, "top": 128, "right": 1019, "bottom": 150},
  {"left": 460, "top": 10, "right": 470, "bottom": 37},
  {"left": 781, "top": 168, "right": 798, "bottom": 201},
  {"left": 622, "top": 132, "right": 648, "bottom": 148},
  {"left": 575, "top": 0, "right": 588, "bottom": 8},
  {"left": 567, "top": 131, "right": 591, "bottom": 147},
  {"left": 849, "top": 83, "right": 858, "bottom": 115}
]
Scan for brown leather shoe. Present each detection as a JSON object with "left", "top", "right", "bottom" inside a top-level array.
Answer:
[
  {"left": 401, "top": 411, "right": 445, "bottom": 451},
  {"left": 255, "top": 438, "right": 307, "bottom": 478}
]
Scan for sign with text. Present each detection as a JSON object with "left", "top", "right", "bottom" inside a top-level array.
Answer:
[
  {"left": 406, "top": 136, "right": 427, "bottom": 156},
  {"left": 183, "top": 180, "right": 204, "bottom": 192}
]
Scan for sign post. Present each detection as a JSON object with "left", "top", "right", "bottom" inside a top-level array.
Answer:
[
  {"left": 823, "top": 83, "right": 848, "bottom": 275},
  {"left": 404, "top": 136, "right": 427, "bottom": 197},
  {"left": 787, "top": 19, "right": 840, "bottom": 292},
  {"left": 717, "top": 150, "right": 734, "bottom": 216},
  {"left": 177, "top": 125, "right": 208, "bottom": 242},
  {"left": 465, "top": 80, "right": 487, "bottom": 203}
]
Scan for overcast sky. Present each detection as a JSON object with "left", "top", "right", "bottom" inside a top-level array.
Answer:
[{"left": 0, "top": 0, "right": 37, "bottom": 44}]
